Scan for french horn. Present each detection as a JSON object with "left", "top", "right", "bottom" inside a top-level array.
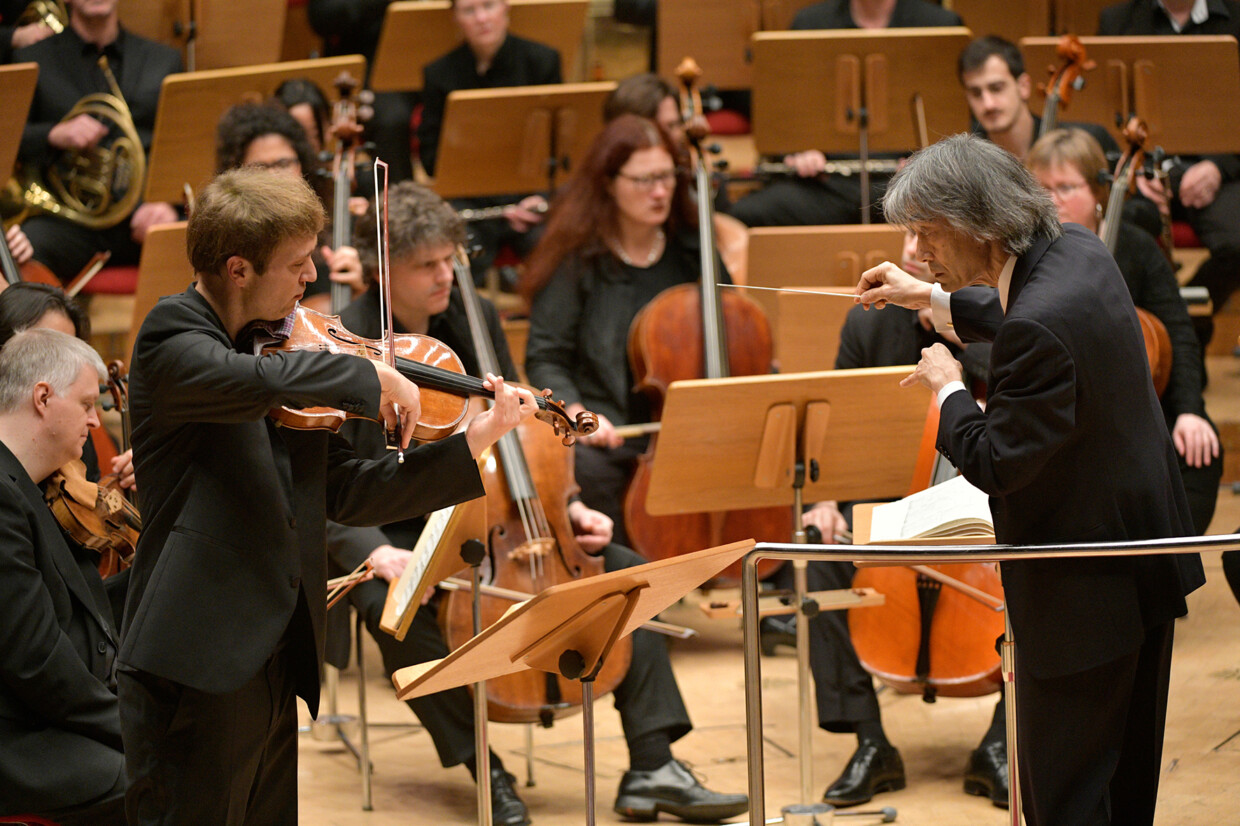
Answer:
[{"left": 15, "top": 0, "right": 68, "bottom": 34}]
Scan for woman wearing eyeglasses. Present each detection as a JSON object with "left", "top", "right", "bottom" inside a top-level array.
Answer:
[
  {"left": 1027, "top": 128, "right": 1221, "bottom": 536},
  {"left": 523, "top": 114, "right": 728, "bottom": 548}
]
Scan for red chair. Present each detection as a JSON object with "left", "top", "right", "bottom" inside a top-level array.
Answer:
[
  {"left": 77, "top": 265, "right": 139, "bottom": 296},
  {"left": 0, "top": 817, "right": 63, "bottom": 825}
]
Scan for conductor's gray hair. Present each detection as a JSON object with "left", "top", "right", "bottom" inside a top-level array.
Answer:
[
  {"left": 0, "top": 328, "right": 106, "bottom": 414},
  {"left": 883, "top": 133, "right": 1061, "bottom": 256}
]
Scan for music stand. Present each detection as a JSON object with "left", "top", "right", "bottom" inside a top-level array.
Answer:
[
  {"left": 750, "top": 28, "right": 973, "bottom": 221},
  {"left": 641, "top": 367, "right": 930, "bottom": 808},
  {"left": 656, "top": 0, "right": 762, "bottom": 89},
  {"left": 142, "top": 55, "right": 368, "bottom": 204},
  {"left": 0, "top": 63, "right": 38, "bottom": 179},
  {"left": 392, "top": 540, "right": 756, "bottom": 826},
  {"left": 432, "top": 82, "right": 615, "bottom": 199},
  {"left": 1020, "top": 36, "right": 1240, "bottom": 154},
  {"left": 370, "top": 0, "right": 590, "bottom": 92}
]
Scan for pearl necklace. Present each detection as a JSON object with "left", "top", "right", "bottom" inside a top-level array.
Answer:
[{"left": 611, "top": 229, "right": 665, "bottom": 268}]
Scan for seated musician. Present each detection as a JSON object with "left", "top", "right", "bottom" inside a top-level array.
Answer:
[
  {"left": 762, "top": 230, "right": 1008, "bottom": 810},
  {"left": 116, "top": 168, "right": 536, "bottom": 823},
  {"left": 523, "top": 114, "right": 729, "bottom": 547},
  {"left": 419, "top": 0, "right": 560, "bottom": 284},
  {"left": 0, "top": 327, "right": 126, "bottom": 825},
  {"left": 12, "top": 0, "right": 181, "bottom": 284},
  {"left": 726, "top": 0, "right": 962, "bottom": 228},
  {"left": 273, "top": 77, "right": 331, "bottom": 155},
  {"left": 0, "top": 0, "right": 55, "bottom": 62},
  {"left": 1026, "top": 128, "right": 1221, "bottom": 533},
  {"left": 326, "top": 181, "right": 749, "bottom": 826},
  {"left": 215, "top": 101, "right": 364, "bottom": 308},
  {"left": 1098, "top": 1, "right": 1240, "bottom": 341}
]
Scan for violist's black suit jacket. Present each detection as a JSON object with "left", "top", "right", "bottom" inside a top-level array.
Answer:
[
  {"left": 0, "top": 441, "right": 123, "bottom": 813},
  {"left": 940, "top": 225, "right": 1205, "bottom": 678},
  {"left": 119, "top": 287, "right": 484, "bottom": 714}
]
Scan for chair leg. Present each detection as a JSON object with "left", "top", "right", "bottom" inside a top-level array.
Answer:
[
  {"left": 356, "top": 612, "right": 373, "bottom": 811},
  {"left": 524, "top": 723, "right": 536, "bottom": 787}
]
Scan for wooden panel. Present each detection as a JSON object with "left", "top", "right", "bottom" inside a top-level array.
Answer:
[
  {"left": 371, "top": 0, "right": 590, "bottom": 92},
  {"left": 0, "top": 63, "right": 38, "bottom": 176},
  {"left": 751, "top": 28, "right": 973, "bottom": 155},
  {"left": 657, "top": 0, "right": 761, "bottom": 89},
  {"left": 125, "top": 221, "right": 191, "bottom": 369},
  {"left": 117, "top": 0, "right": 189, "bottom": 55},
  {"left": 1052, "top": 0, "right": 1115, "bottom": 36},
  {"left": 195, "top": 0, "right": 287, "bottom": 69},
  {"left": 281, "top": 1, "right": 323, "bottom": 62},
  {"left": 1021, "top": 36, "right": 1240, "bottom": 154},
  {"left": 143, "top": 56, "right": 367, "bottom": 204},
  {"left": 760, "top": 0, "right": 820, "bottom": 30},
  {"left": 948, "top": 0, "right": 1050, "bottom": 42},
  {"left": 746, "top": 225, "right": 905, "bottom": 346},
  {"left": 777, "top": 287, "right": 855, "bottom": 373}
]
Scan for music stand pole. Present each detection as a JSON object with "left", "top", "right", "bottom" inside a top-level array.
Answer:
[
  {"left": 791, "top": 460, "right": 815, "bottom": 806},
  {"left": 462, "top": 538, "right": 494, "bottom": 826}
]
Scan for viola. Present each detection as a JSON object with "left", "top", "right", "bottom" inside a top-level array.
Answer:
[
  {"left": 622, "top": 58, "right": 789, "bottom": 586},
  {"left": 439, "top": 251, "right": 630, "bottom": 723},
  {"left": 263, "top": 305, "right": 598, "bottom": 444}
]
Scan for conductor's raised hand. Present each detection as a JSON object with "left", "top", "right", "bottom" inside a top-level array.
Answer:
[
  {"left": 466, "top": 374, "right": 538, "bottom": 459},
  {"left": 899, "top": 343, "right": 963, "bottom": 394},
  {"left": 856, "top": 261, "right": 933, "bottom": 311},
  {"left": 373, "top": 361, "right": 422, "bottom": 449}
]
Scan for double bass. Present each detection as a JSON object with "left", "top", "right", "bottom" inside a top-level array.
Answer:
[
  {"left": 622, "top": 59, "right": 790, "bottom": 586},
  {"left": 439, "top": 251, "right": 630, "bottom": 725}
]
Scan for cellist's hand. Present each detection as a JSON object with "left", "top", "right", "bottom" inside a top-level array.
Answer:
[
  {"left": 568, "top": 501, "right": 613, "bottom": 554},
  {"left": 373, "top": 361, "right": 421, "bottom": 449},
  {"left": 465, "top": 374, "right": 538, "bottom": 459}
]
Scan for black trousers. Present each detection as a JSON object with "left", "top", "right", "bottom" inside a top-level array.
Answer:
[
  {"left": 37, "top": 768, "right": 126, "bottom": 826},
  {"left": 119, "top": 641, "right": 300, "bottom": 826},
  {"left": 1015, "top": 620, "right": 1176, "bottom": 826},
  {"left": 803, "top": 561, "right": 1005, "bottom": 741},
  {"left": 348, "top": 542, "right": 692, "bottom": 770},
  {"left": 727, "top": 175, "right": 887, "bottom": 227},
  {"left": 22, "top": 213, "right": 142, "bottom": 285}
]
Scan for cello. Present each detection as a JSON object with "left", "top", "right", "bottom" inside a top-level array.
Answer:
[
  {"left": 439, "top": 249, "right": 631, "bottom": 725},
  {"left": 622, "top": 59, "right": 789, "bottom": 586},
  {"left": 1037, "top": 34, "right": 1096, "bottom": 138}
]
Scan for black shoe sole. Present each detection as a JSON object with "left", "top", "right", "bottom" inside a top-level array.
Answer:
[
  {"left": 823, "top": 774, "right": 906, "bottom": 807},
  {"left": 964, "top": 777, "right": 1010, "bottom": 809}
]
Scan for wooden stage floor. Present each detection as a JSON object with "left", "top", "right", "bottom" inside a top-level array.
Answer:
[{"left": 297, "top": 498, "right": 1240, "bottom": 825}]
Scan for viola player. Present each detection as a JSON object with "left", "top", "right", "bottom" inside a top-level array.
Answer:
[{"left": 116, "top": 168, "right": 536, "bottom": 825}]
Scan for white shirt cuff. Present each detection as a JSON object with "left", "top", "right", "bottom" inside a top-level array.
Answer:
[
  {"left": 937, "top": 381, "right": 967, "bottom": 408},
  {"left": 930, "top": 283, "right": 954, "bottom": 333}
]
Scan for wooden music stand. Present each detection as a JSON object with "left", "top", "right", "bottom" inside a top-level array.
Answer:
[
  {"left": 760, "top": 0, "right": 818, "bottom": 31},
  {"left": 142, "top": 55, "right": 368, "bottom": 204},
  {"left": 370, "top": 0, "right": 590, "bottom": 92},
  {"left": 1052, "top": 0, "right": 1114, "bottom": 36},
  {"left": 392, "top": 540, "right": 756, "bottom": 826},
  {"left": 0, "top": 63, "right": 38, "bottom": 178},
  {"left": 776, "top": 287, "right": 856, "bottom": 373},
  {"left": 124, "top": 222, "right": 190, "bottom": 368},
  {"left": 951, "top": 0, "right": 1050, "bottom": 45},
  {"left": 432, "top": 82, "right": 615, "bottom": 199},
  {"left": 1020, "top": 36, "right": 1240, "bottom": 154},
  {"left": 656, "top": 0, "right": 762, "bottom": 89},
  {"left": 118, "top": 0, "right": 286, "bottom": 70}
]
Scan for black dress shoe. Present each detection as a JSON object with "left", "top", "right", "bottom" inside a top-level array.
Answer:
[
  {"left": 821, "top": 741, "right": 906, "bottom": 807},
  {"left": 963, "top": 740, "right": 1009, "bottom": 809},
  {"left": 490, "top": 766, "right": 532, "bottom": 826},
  {"left": 759, "top": 615, "right": 797, "bottom": 656},
  {"left": 614, "top": 759, "right": 749, "bottom": 823}
]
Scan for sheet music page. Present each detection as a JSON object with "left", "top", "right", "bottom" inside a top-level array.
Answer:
[{"left": 868, "top": 475, "right": 991, "bottom": 541}]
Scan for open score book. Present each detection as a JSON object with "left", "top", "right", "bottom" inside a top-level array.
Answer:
[{"left": 867, "top": 474, "right": 994, "bottom": 542}]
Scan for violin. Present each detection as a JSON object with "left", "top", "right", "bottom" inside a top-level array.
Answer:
[
  {"left": 439, "top": 250, "right": 630, "bottom": 723},
  {"left": 622, "top": 58, "right": 789, "bottom": 586},
  {"left": 1037, "top": 34, "right": 1096, "bottom": 138},
  {"left": 43, "top": 362, "right": 141, "bottom": 577},
  {"left": 264, "top": 299, "right": 599, "bottom": 444}
]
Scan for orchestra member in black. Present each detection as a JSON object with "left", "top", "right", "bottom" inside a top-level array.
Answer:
[
  {"left": 116, "top": 169, "right": 536, "bottom": 826},
  {"left": 858, "top": 133, "right": 1205, "bottom": 826},
  {"left": 0, "top": 327, "right": 125, "bottom": 825},
  {"left": 328, "top": 181, "right": 748, "bottom": 825},
  {"left": 13, "top": 0, "right": 181, "bottom": 284},
  {"left": 0, "top": 0, "right": 54, "bottom": 63}
]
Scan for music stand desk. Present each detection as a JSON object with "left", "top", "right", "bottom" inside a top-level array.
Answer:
[
  {"left": 432, "top": 82, "right": 614, "bottom": 199},
  {"left": 0, "top": 63, "right": 38, "bottom": 177},
  {"left": 143, "top": 55, "right": 367, "bottom": 204},
  {"left": 371, "top": 0, "right": 590, "bottom": 92}
]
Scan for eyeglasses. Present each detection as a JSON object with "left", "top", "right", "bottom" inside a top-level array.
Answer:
[
  {"left": 245, "top": 157, "right": 300, "bottom": 172},
  {"left": 615, "top": 170, "right": 678, "bottom": 191},
  {"left": 1046, "top": 181, "right": 1089, "bottom": 199}
]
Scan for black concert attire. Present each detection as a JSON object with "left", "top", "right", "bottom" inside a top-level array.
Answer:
[
  {"left": 118, "top": 286, "right": 486, "bottom": 825},
  {"left": 327, "top": 286, "right": 692, "bottom": 775},
  {"left": 306, "top": 0, "right": 413, "bottom": 185},
  {"left": 940, "top": 224, "right": 1204, "bottom": 825},
  {"left": 524, "top": 231, "right": 727, "bottom": 548},
  {"left": 13, "top": 25, "right": 181, "bottom": 284},
  {"left": 727, "top": 0, "right": 961, "bottom": 228},
  {"left": 1099, "top": 0, "right": 1240, "bottom": 336},
  {"left": 419, "top": 34, "right": 561, "bottom": 281},
  {"left": 0, "top": 440, "right": 126, "bottom": 825}
]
